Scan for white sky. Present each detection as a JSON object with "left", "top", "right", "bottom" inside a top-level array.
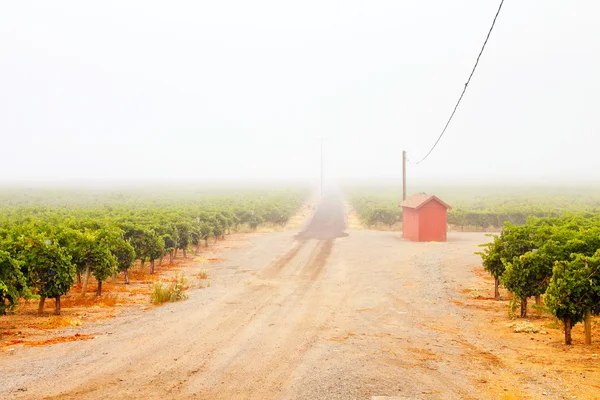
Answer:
[{"left": 1, "top": 1, "right": 598, "bottom": 186}]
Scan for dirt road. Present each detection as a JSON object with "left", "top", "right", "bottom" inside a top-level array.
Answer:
[{"left": 0, "top": 195, "right": 579, "bottom": 399}]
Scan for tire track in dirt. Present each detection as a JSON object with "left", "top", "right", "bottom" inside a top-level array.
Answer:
[
  {"left": 261, "top": 239, "right": 308, "bottom": 278},
  {"left": 57, "top": 222, "right": 341, "bottom": 399},
  {"left": 185, "top": 239, "right": 343, "bottom": 399},
  {"left": 38, "top": 240, "right": 316, "bottom": 400},
  {"left": 177, "top": 195, "right": 349, "bottom": 399},
  {"left": 303, "top": 239, "right": 333, "bottom": 281}
]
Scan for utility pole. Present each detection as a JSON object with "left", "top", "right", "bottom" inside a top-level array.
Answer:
[
  {"left": 320, "top": 136, "right": 324, "bottom": 198},
  {"left": 402, "top": 150, "right": 407, "bottom": 201}
]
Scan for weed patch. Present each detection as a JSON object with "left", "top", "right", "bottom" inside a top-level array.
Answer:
[
  {"left": 507, "top": 320, "right": 540, "bottom": 333},
  {"left": 197, "top": 270, "right": 209, "bottom": 279},
  {"left": 150, "top": 275, "right": 188, "bottom": 305}
]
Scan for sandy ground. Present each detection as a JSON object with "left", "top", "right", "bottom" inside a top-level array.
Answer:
[{"left": 1, "top": 195, "right": 599, "bottom": 400}]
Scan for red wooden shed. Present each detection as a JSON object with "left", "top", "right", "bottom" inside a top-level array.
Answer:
[{"left": 400, "top": 193, "right": 452, "bottom": 242}]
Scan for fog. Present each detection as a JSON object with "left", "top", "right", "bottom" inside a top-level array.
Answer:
[{"left": 1, "top": 1, "right": 599, "bottom": 187}]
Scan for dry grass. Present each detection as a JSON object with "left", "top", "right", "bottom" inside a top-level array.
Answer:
[
  {"left": 507, "top": 320, "right": 541, "bottom": 333},
  {"left": 196, "top": 270, "right": 209, "bottom": 279},
  {"left": 150, "top": 275, "right": 188, "bottom": 305}
]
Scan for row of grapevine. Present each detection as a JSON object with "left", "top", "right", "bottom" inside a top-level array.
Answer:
[
  {"left": 347, "top": 199, "right": 564, "bottom": 231},
  {"left": 0, "top": 188, "right": 307, "bottom": 316},
  {"left": 347, "top": 195, "right": 402, "bottom": 228},
  {"left": 477, "top": 214, "right": 600, "bottom": 345},
  {"left": 346, "top": 187, "right": 599, "bottom": 231}
]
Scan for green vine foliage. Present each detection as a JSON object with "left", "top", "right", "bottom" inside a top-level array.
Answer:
[
  {"left": 12, "top": 233, "right": 75, "bottom": 299},
  {"left": 112, "top": 238, "right": 136, "bottom": 273},
  {"left": 479, "top": 215, "right": 600, "bottom": 325},
  {"left": 545, "top": 253, "right": 600, "bottom": 327},
  {"left": 476, "top": 233, "right": 506, "bottom": 282},
  {"left": 0, "top": 250, "right": 29, "bottom": 315}
]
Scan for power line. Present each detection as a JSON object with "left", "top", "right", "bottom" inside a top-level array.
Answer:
[{"left": 416, "top": 0, "right": 506, "bottom": 164}]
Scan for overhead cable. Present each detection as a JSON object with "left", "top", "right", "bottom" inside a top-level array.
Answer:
[{"left": 416, "top": 0, "right": 505, "bottom": 164}]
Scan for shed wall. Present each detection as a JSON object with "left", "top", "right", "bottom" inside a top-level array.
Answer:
[
  {"left": 402, "top": 207, "right": 420, "bottom": 241},
  {"left": 418, "top": 203, "right": 448, "bottom": 242}
]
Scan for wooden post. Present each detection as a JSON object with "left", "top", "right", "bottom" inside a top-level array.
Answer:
[
  {"left": 402, "top": 151, "right": 407, "bottom": 201},
  {"left": 584, "top": 311, "right": 592, "bottom": 345}
]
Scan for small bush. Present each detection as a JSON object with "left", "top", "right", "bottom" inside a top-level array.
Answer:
[
  {"left": 197, "top": 270, "right": 209, "bottom": 279},
  {"left": 507, "top": 320, "right": 540, "bottom": 333},
  {"left": 150, "top": 275, "right": 187, "bottom": 304}
]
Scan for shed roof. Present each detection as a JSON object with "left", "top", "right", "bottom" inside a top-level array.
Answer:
[{"left": 400, "top": 193, "right": 452, "bottom": 211}]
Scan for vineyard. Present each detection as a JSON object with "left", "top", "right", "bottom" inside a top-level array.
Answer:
[
  {"left": 478, "top": 214, "right": 600, "bottom": 345},
  {"left": 0, "top": 187, "right": 308, "bottom": 316},
  {"left": 346, "top": 184, "right": 600, "bottom": 230}
]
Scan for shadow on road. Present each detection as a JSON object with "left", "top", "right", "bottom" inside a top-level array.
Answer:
[{"left": 295, "top": 194, "right": 348, "bottom": 240}]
